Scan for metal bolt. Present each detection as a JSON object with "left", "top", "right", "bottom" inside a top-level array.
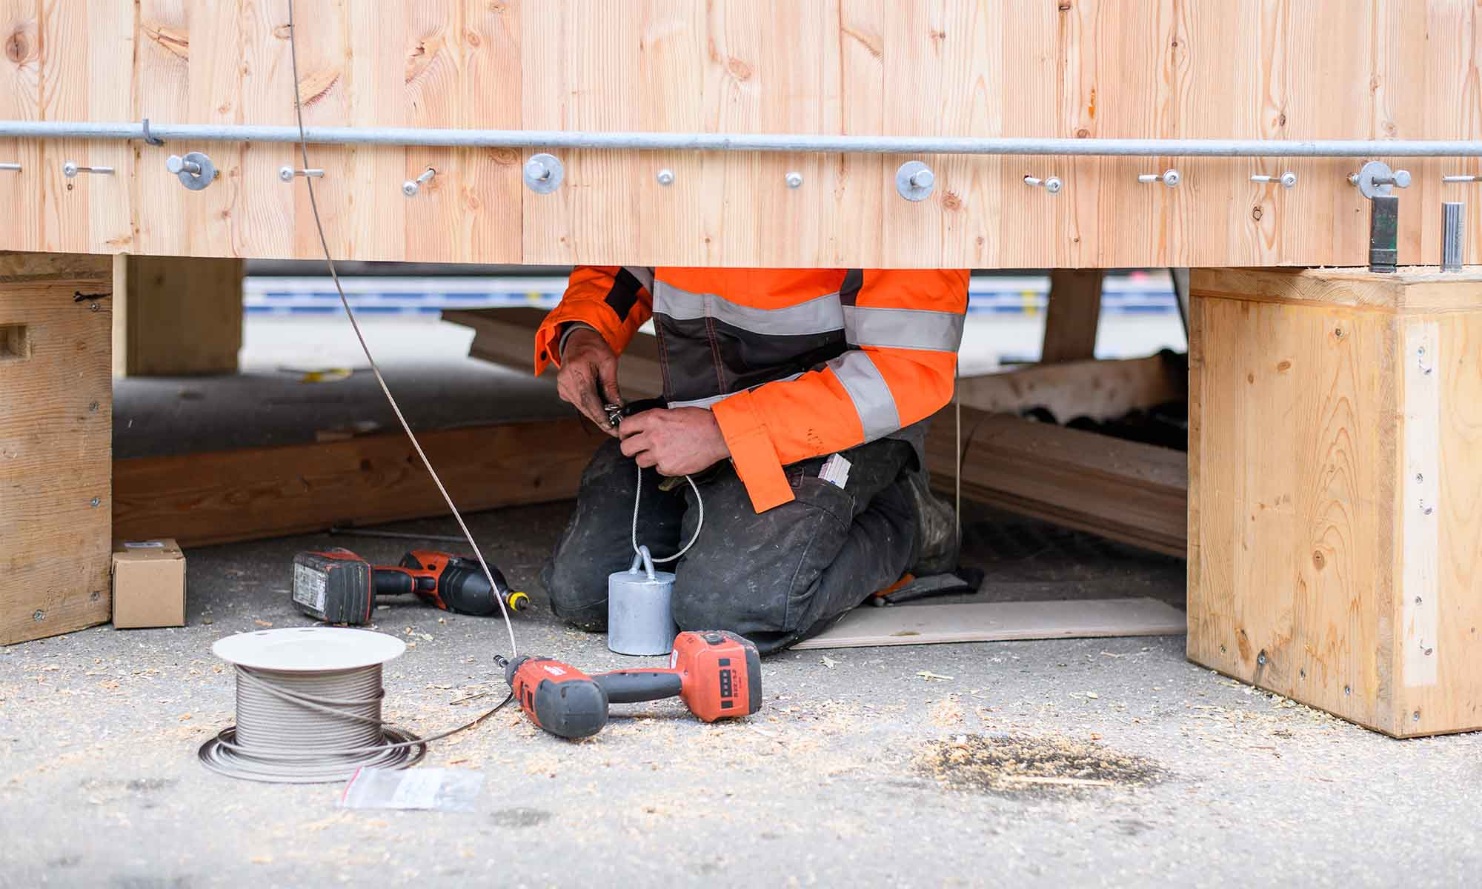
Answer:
[
  {"left": 89, "top": 303, "right": 100, "bottom": 313},
  {"left": 1344, "top": 685, "right": 1352, "bottom": 696},
  {"left": 1350, "top": 161, "right": 1410, "bottom": 199},
  {"left": 279, "top": 166, "right": 325, "bottom": 182},
  {"left": 402, "top": 167, "right": 436, "bottom": 197},
  {"left": 1024, "top": 175, "right": 1063, "bottom": 195},
  {"left": 1138, "top": 169, "right": 1181, "bottom": 187},
  {"left": 89, "top": 401, "right": 99, "bottom": 412},
  {"left": 167, "top": 155, "right": 202, "bottom": 176},
  {"left": 784, "top": 171, "right": 803, "bottom": 189},
  {"left": 90, "top": 497, "right": 101, "bottom": 508},
  {"left": 523, "top": 153, "right": 564, "bottom": 194},
  {"left": 895, "top": 161, "right": 936, "bottom": 201},
  {"left": 1444, "top": 175, "right": 1481, "bottom": 184},
  {"left": 89, "top": 590, "right": 101, "bottom": 602},
  {"left": 1413, "top": 710, "right": 1422, "bottom": 722},
  {"left": 1251, "top": 172, "right": 1298, "bottom": 189},
  {"left": 32, "top": 610, "right": 44, "bottom": 622},
  {"left": 166, "top": 151, "right": 221, "bottom": 190},
  {"left": 656, "top": 168, "right": 675, "bottom": 186},
  {"left": 63, "top": 162, "right": 115, "bottom": 178},
  {"left": 1257, "top": 652, "right": 1267, "bottom": 666},
  {"left": 0, "top": 162, "right": 20, "bottom": 172},
  {"left": 1421, "top": 500, "right": 1434, "bottom": 516}
]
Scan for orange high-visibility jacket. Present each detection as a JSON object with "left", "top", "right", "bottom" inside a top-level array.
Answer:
[{"left": 534, "top": 268, "right": 969, "bottom": 513}]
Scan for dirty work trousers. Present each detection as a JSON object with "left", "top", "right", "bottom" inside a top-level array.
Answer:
[{"left": 541, "top": 437, "right": 919, "bottom": 654}]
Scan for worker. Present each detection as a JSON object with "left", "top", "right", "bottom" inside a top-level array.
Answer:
[{"left": 534, "top": 267, "right": 969, "bottom": 653}]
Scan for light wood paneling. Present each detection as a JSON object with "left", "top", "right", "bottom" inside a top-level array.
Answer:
[
  {"left": 0, "top": 252, "right": 112, "bottom": 645},
  {"left": 1189, "top": 266, "right": 1482, "bottom": 737},
  {"left": 0, "top": 1, "right": 1477, "bottom": 266},
  {"left": 114, "top": 254, "right": 243, "bottom": 377}
]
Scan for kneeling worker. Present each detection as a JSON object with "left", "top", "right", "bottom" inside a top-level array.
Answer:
[{"left": 535, "top": 267, "right": 969, "bottom": 653}]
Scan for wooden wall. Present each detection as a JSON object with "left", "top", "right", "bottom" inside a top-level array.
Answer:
[{"left": 0, "top": 1, "right": 1478, "bottom": 268}]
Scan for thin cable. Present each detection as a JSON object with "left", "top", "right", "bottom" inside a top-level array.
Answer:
[
  {"left": 199, "top": 665, "right": 514, "bottom": 784},
  {"left": 284, "top": 0, "right": 516, "bottom": 658},
  {"left": 631, "top": 466, "right": 704, "bottom": 564}
]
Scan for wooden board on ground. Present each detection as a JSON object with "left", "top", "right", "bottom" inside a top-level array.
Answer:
[
  {"left": 792, "top": 597, "right": 1186, "bottom": 650},
  {"left": 113, "top": 418, "right": 603, "bottom": 548},
  {"left": 0, "top": 254, "right": 114, "bottom": 645},
  {"left": 926, "top": 409, "right": 1187, "bottom": 558},
  {"left": 953, "top": 353, "right": 1184, "bottom": 424}
]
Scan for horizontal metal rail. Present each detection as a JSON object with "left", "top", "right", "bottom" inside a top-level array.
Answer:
[{"left": 2, "top": 120, "right": 1481, "bottom": 157}]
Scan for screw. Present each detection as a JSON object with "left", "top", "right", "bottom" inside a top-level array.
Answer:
[
  {"left": 1299, "top": 668, "right": 1306, "bottom": 679},
  {"left": 279, "top": 166, "right": 325, "bottom": 182},
  {"left": 90, "top": 590, "right": 101, "bottom": 601},
  {"left": 1416, "top": 473, "right": 1424, "bottom": 483},
  {"left": 1024, "top": 175, "right": 1063, "bottom": 194},
  {"left": 1444, "top": 175, "right": 1481, "bottom": 184},
  {"left": 89, "top": 303, "right": 100, "bottom": 312},
  {"left": 32, "top": 610, "right": 44, "bottom": 622},
  {"left": 1257, "top": 652, "right": 1267, "bottom": 666},
  {"left": 656, "top": 168, "right": 675, "bottom": 186},
  {"left": 90, "top": 497, "right": 101, "bottom": 507},
  {"left": 1413, "top": 710, "right": 1422, "bottom": 722},
  {"left": 1251, "top": 172, "right": 1298, "bottom": 189},
  {"left": 402, "top": 167, "right": 436, "bottom": 197},
  {"left": 1344, "top": 685, "right": 1352, "bottom": 696},
  {"left": 1138, "top": 169, "right": 1181, "bottom": 187},
  {"left": 784, "top": 171, "right": 803, "bottom": 189},
  {"left": 1220, "top": 644, "right": 1227, "bottom": 654},
  {"left": 1421, "top": 500, "right": 1434, "bottom": 516},
  {"left": 0, "top": 162, "right": 20, "bottom": 172}
]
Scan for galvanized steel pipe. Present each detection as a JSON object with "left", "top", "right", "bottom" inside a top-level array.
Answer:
[{"left": 4, "top": 120, "right": 1482, "bottom": 157}]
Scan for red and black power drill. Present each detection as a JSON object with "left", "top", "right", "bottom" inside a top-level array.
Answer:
[
  {"left": 500, "top": 631, "right": 763, "bottom": 739},
  {"left": 292, "top": 548, "right": 529, "bottom": 625}
]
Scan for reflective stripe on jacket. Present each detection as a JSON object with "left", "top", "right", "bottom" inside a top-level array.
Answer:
[{"left": 534, "top": 267, "right": 969, "bottom": 512}]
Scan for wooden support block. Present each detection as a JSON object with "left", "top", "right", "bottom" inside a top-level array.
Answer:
[
  {"left": 953, "top": 352, "right": 1185, "bottom": 423},
  {"left": 0, "top": 253, "right": 113, "bottom": 645},
  {"left": 114, "top": 255, "right": 244, "bottom": 377},
  {"left": 444, "top": 307, "right": 665, "bottom": 398},
  {"left": 1189, "top": 267, "right": 1482, "bottom": 738},
  {"left": 1040, "top": 270, "right": 1105, "bottom": 363},
  {"left": 112, "top": 418, "right": 603, "bottom": 548},
  {"left": 792, "top": 597, "right": 1186, "bottom": 650},
  {"left": 926, "top": 409, "right": 1187, "bottom": 558}
]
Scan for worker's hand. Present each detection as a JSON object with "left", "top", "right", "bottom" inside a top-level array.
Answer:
[
  {"left": 619, "top": 408, "right": 731, "bottom": 477},
  {"left": 556, "top": 328, "right": 622, "bottom": 437}
]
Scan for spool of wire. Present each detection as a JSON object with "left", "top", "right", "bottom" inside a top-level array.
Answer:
[{"left": 199, "top": 628, "right": 425, "bottom": 784}]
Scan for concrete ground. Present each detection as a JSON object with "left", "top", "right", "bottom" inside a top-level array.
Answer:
[{"left": 4, "top": 314, "right": 1477, "bottom": 887}]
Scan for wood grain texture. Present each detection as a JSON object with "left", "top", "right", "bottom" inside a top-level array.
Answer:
[
  {"left": 953, "top": 352, "right": 1185, "bottom": 423},
  {"left": 0, "top": 252, "right": 112, "bottom": 645},
  {"left": 1040, "top": 269, "right": 1104, "bottom": 363},
  {"left": 112, "top": 418, "right": 603, "bottom": 547},
  {"left": 792, "top": 597, "right": 1186, "bottom": 651},
  {"left": 926, "top": 409, "right": 1188, "bottom": 557},
  {"left": 0, "top": 1, "right": 1478, "bottom": 266},
  {"left": 114, "top": 255, "right": 243, "bottom": 376}
]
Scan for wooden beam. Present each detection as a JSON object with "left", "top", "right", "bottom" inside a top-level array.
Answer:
[
  {"left": 113, "top": 418, "right": 604, "bottom": 548},
  {"left": 1040, "top": 269, "right": 1105, "bottom": 363},
  {"left": 444, "top": 307, "right": 665, "bottom": 398},
  {"left": 954, "top": 352, "right": 1185, "bottom": 424},
  {"left": 1, "top": 253, "right": 114, "bottom": 645},
  {"left": 927, "top": 409, "right": 1187, "bottom": 558},
  {"left": 114, "top": 255, "right": 244, "bottom": 377},
  {"left": 792, "top": 597, "right": 1185, "bottom": 650}
]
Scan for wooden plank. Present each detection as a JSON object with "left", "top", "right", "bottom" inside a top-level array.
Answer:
[
  {"left": 0, "top": 2, "right": 1478, "bottom": 266},
  {"left": 114, "top": 254, "right": 243, "bottom": 376},
  {"left": 927, "top": 409, "right": 1188, "bottom": 558},
  {"left": 954, "top": 353, "right": 1184, "bottom": 423},
  {"left": 792, "top": 597, "right": 1186, "bottom": 650},
  {"left": 112, "top": 418, "right": 603, "bottom": 548},
  {"left": 0, "top": 252, "right": 113, "bottom": 645},
  {"left": 1039, "top": 269, "right": 1104, "bottom": 363},
  {"left": 444, "top": 306, "right": 664, "bottom": 399}
]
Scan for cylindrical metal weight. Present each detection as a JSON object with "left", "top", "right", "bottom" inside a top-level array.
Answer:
[{"left": 608, "top": 546, "right": 677, "bottom": 656}]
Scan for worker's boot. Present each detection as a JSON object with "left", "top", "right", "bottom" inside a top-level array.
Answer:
[{"left": 902, "top": 467, "right": 959, "bottom": 577}]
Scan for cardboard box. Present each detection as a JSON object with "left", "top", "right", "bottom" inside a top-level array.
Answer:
[{"left": 112, "top": 539, "right": 186, "bottom": 629}]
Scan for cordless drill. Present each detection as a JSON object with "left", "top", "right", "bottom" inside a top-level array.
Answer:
[
  {"left": 291, "top": 548, "right": 529, "bottom": 625},
  {"left": 501, "top": 631, "right": 763, "bottom": 739}
]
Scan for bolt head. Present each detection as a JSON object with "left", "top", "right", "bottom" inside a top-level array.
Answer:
[
  {"left": 1044, "top": 177, "right": 1063, "bottom": 194},
  {"left": 657, "top": 169, "right": 675, "bottom": 186},
  {"left": 166, "top": 155, "right": 185, "bottom": 175},
  {"left": 63, "top": 162, "right": 79, "bottom": 178},
  {"left": 785, "top": 172, "right": 803, "bottom": 189},
  {"left": 1279, "top": 172, "right": 1298, "bottom": 189},
  {"left": 1162, "top": 169, "right": 1181, "bottom": 188},
  {"left": 32, "top": 610, "right": 44, "bottom": 622},
  {"left": 402, "top": 180, "right": 419, "bottom": 197},
  {"left": 90, "top": 497, "right": 101, "bottom": 507},
  {"left": 278, "top": 166, "right": 295, "bottom": 182},
  {"left": 524, "top": 159, "right": 550, "bottom": 181},
  {"left": 912, "top": 169, "right": 936, "bottom": 189},
  {"left": 1394, "top": 170, "right": 1412, "bottom": 188}
]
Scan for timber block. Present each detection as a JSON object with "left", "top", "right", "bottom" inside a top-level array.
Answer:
[
  {"left": 1188, "top": 267, "right": 1482, "bottom": 737},
  {"left": 0, "top": 253, "right": 113, "bottom": 645}
]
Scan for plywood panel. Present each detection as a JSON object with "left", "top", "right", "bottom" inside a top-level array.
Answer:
[
  {"left": 0, "top": 252, "right": 112, "bottom": 645},
  {"left": 0, "top": 0, "right": 1478, "bottom": 266}
]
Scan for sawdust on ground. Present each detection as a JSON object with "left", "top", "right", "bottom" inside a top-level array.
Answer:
[{"left": 920, "top": 732, "right": 1163, "bottom": 797}]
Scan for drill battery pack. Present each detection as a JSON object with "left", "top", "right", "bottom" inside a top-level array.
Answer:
[{"left": 291, "top": 549, "right": 375, "bottom": 625}]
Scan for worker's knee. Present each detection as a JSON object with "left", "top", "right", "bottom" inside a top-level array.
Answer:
[{"left": 670, "top": 555, "right": 798, "bottom": 640}]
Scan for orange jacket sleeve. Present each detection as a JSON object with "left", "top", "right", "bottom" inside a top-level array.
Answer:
[
  {"left": 712, "top": 269, "right": 969, "bottom": 512},
  {"left": 533, "top": 267, "right": 653, "bottom": 375}
]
